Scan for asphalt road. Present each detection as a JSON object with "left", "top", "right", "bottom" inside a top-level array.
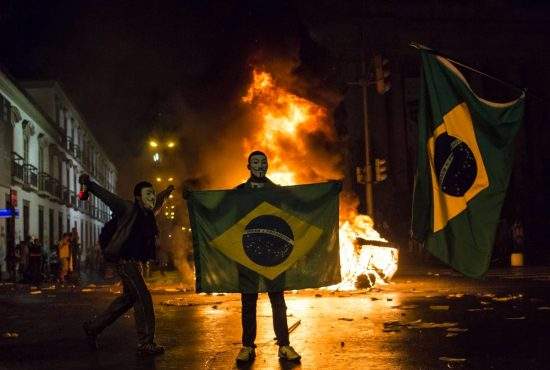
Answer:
[{"left": 2, "top": 267, "right": 550, "bottom": 369}]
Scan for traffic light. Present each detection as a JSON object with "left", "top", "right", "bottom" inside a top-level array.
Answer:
[
  {"left": 373, "top": 54, "right": 391, "bottom": 94},
  {"left": 374, "top": 158, "right": 388, "bottom": 182},
  {"left": 356, "top": 166, "right": 366, "bottom": 184}
]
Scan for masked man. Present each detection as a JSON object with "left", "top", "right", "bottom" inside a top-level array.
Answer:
[
  {"left": 235, "top": 151, "right": 301, "bottom": 363},
  {"left": 79, "top": 174, "right": 173, "bottom": 356}
]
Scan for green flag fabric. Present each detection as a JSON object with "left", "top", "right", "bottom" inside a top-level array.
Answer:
[
  {"left": 411, "top": 51, "right": 525, "bottom": 278},
  {"left": 187, "top": 181, "right": 341, "bottom": 292}
]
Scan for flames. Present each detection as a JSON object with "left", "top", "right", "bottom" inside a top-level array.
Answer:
[{"left": 242, "top": 68, "right": 398, "bottom": 290}]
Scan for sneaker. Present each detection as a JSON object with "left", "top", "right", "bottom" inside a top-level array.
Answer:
[
  {"left": 137, "top": 343, "right": 165, "bottom": 356},
  {"left": 82, "top": 321, "right": 98, "bottom": 350},
  {"left": 236, "top": 346, "right": 255, "bottom": 363},
  {"left": 278, "top": 345, "right": 301, "bottom": 361}
]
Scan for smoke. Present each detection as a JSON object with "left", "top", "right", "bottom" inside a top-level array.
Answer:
[{"left": 142, "top": 53, "right": 349, "bottom": 282}]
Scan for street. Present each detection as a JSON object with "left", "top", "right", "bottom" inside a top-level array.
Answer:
[{"left": 2, "top": 267, "right": 550, "bottom": 369}]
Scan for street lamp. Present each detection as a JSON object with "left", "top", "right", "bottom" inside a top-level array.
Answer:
[{"left": 149, "top": 140, "right": 158, "bottom": 148}]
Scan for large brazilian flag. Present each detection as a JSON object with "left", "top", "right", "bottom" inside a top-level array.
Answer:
[
  {"left": 411, "top": 51, "right": 525, "bottom": 278},
  {"left": 187, "top": 181, "right": 341, "bottom": 292}
]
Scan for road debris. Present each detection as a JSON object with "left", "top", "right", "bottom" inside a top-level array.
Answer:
[
  {"left": 439, "top": 357, "right": 466, "bottom": 363},
  {"left": 447, "top": 327, "right": 468, "bottom": 333},
  {"left": 492, "top": 294, "right": 523, "bottom": 302},
  {"left": 430, "top": 305, "right": 450, "bottom": 310},
  {"left": 447, "top": 293, "right": 464, "bottom": 299},
  {"left": 2, "top": 332, "right": 19, "bottom": 338}
]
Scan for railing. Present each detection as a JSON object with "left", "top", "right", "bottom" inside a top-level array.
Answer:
[
  {"left": 12, "top": 152, "right": 25, "bottom": 182},
  {"left": 23, "top": 163, "right": 38, "bottom": 189},
  {"left": 38, "top": 172, "right": 51, "bottom": 195}
]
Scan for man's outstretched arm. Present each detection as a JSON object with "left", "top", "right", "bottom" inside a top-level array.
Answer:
[
  {"left": 79, "top": 174, "right": 129, "bottom": 216},
  {"left": 154, "top": 185, "right": 175, "bottom": 216}
]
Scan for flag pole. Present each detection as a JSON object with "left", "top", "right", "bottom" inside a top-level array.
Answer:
[{"left": 409, "top": 42, "right": 527, "bottom": 96}]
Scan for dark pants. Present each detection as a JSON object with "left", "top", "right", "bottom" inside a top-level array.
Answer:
[
  {"left": 87, "top": 260, "right": 155, "bottom": 346},
  {"left": 241, "top": 292, "right": 290, "bottom": 347}
]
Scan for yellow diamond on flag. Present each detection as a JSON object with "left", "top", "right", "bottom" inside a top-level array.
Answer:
[
  {"left": 211, "top": 201, "right": 323, "bottom": 280},
  {"left": 427, "top": 102, "right": 489, "bottom": 232}
]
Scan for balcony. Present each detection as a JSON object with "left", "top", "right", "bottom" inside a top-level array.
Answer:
[
  {"left": 61, "top": 187, "right": 70, "bottom": 206},
  {"left": 12, "top": 152, "right": 24, "bottom": 183},
  {"left": 49, "top": 178, "right": 62, "bottom": 201},
  {"left": 38, "top": 172, "right": 52, "bottom": 198},
  {"left": 12, "top": 152, "right": 38, "bottom": 190}
]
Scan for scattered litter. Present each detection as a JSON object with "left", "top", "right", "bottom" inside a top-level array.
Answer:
[
  {"left": 161, "top": 298, "right": 223, "bottom": 307},
  {"left": 29, "top": 290, "right": 42, "bottom": 295},
  {"left": 537, "top": 307, "right": 550, "bottom": 311},
  {"left": 386, "top": 298, "right": 393, "bottom": 302},
  {"left": 446, "top": 333, "right": 459, "bottom": 338},
  {"left": 2, "top": 332, "right": 19, "bottom": 338},
  {"left": 447, "top": 328, "right": 468, "bottom": 333},
  {"left": 409, "top": 322, "right": 458, "bottom": 329},
  {"left": 467, "top": 307, "right": 494, "bottom": 312},
  {"left": 505, "top": 316, "right": 526, "bottom": 320},
  {"left": 315, "top": 294, "right": 322, "bottom": 298},
  {"left": 439, "top": 357, "right": 466, "bottom": 363},
  {"left": 447, "top": 293, "right": 464, "bottom": 299},
  {"left": 81, "top": 288, "right": 93, "bottom": 292},
  {"left": 370, "top": 297, "right": 379, "bottom": 301},
  {"left": 430, "top": 305, "right": 450, "bottom": 310},
  {"left": 338, "top": 318, "right": 354, "bottom": 321},
  {"left": 492, "top": 294, "right": 523, "bottom": 302}
]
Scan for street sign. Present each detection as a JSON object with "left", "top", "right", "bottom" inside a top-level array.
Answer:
[{"left": 0, "top": 208, "right": 19, "bottom": 218}]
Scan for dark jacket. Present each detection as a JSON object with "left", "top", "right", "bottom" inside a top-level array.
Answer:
[
  {"left": 84, "top": 180, "right": 172, "bottom": 262},
  {"left": 236, "top": 176, "right": 277, "bottom": 189}
]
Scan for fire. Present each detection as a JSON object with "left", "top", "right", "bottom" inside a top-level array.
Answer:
[{"left": 242, "top": 68, "right": 398, "bottom": 290}]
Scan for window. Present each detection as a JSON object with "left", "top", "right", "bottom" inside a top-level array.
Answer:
[
  {"left": 49, "top": 209, "right": 54, "bottom": 246},
  {"left": 38, "top": 146, "right": 44, "bottom": 173},
  {"left": 38, "top": 206, "right": 44, "bottom": 244},
  {"left": 58, "top": 211, "right": 63, "bottom": 240},
  {"left": 23, "top": 200, "right": 30, "bottom": 240},
  {"left": 23, "top": 136, "right": 29, "bottom": 164}
]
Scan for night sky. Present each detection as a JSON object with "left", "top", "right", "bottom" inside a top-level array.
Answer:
[{"left": 0, "top": 0, "right": 316, "bottom": 193}]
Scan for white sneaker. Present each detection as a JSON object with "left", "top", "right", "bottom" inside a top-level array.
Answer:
[
  {"left": 236, "top": 346, "right": 255, "bottom": 362},
  {"left": 278, "top": 345, "right": 301, "bottom": 361}
]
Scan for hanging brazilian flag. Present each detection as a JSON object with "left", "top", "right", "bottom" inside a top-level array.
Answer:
[
  {"left": 187, "top": 181, "right": 341, "bottom": 292},
  {"left": 411, "top": 50, "right": 525, "bottom": 278}
]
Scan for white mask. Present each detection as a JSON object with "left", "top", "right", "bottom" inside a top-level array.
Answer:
[
  {"left": 140, "top": 187, "right": 156, "bottom": 210},
  {"left": 248, "top": 154, "right": 268, "bottom": 178}
]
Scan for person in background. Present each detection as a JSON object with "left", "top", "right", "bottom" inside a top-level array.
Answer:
[
  {"left": 28, "top": 238, "right": 43, "bottom": 285},
  {"left": 58, "top": 233, "right": 72, "bottom": 284},
  {"left": 70, "top": 227, "right": 81, "bottom": 274},
  {"left": 19, "top": 237, "right": 30, "bottom": 281}
]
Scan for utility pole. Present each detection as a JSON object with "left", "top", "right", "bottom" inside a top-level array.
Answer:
[{"left": 361, "top": 25, "right": 374, "bottom": 220}]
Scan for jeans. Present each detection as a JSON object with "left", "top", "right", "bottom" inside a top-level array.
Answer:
[
  {"left": 241, "top": 292, "right": 290, "bottom": 347},
  {"left": 87, "top": 260, "right": 155, "bottom": 346}
]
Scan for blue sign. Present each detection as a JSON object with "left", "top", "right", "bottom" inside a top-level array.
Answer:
[{"left": 0, "top": 208, "right": 19, "bottom": 218}]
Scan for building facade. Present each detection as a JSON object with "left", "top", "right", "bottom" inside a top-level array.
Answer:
[{"left": 0, "top": 70, "right": 117, "bottom": 277}]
